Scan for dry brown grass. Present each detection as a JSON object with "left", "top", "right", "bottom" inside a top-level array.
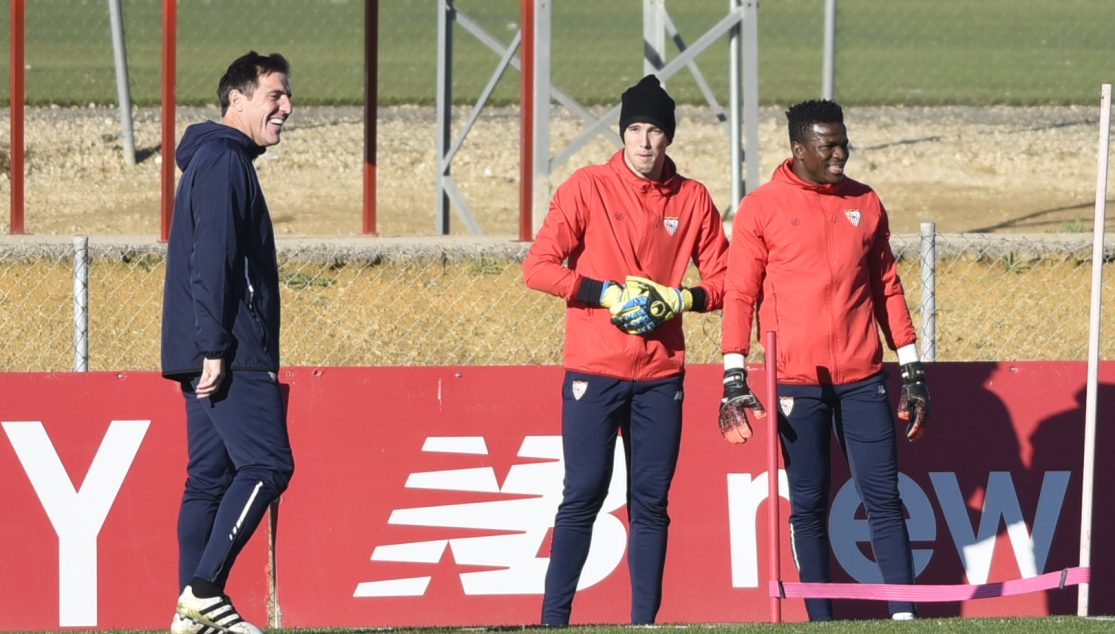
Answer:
[
  {"left": 1, "top": 254, "right": 1112, "bottom": 373},
  {"left": 2, "top": 106, "right": 1106, "bottom": 238}
]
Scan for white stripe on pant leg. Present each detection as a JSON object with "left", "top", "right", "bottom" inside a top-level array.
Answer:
[
  {"left": 789, "top": 521, "right": 802, "bottom": 572},
  {"left": 230, "top": 481, "right": 264, "bottom": 541}
]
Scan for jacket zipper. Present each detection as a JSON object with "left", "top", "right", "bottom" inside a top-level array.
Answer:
[{"left": 245, "top": 256, "right": 268, "bottom": 351}]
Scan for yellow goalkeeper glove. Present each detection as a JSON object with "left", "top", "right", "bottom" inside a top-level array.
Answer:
[
  {"left": 599, "top": 280, "right": 625, "bottom": 309},
  {"left": 609, "top": 276, "right": 693, "bottom": 334}
]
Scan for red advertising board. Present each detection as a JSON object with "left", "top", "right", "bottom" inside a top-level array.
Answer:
[
  {"left": 0, "top": 373, "right": 270, "bottom": 631},
  {"left": 1, "top": 362, "right": 1112, "bottom": 630}
]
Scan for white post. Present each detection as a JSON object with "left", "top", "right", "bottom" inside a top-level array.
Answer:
[
  {"left": 919, "top": 222, "right": 936, "bottom": 362},
  {"left": 107, "top": 0, "right": 135, "bottom": 165},
  {"left": 728, "top": 0, "right": 743, "bottom": 210},
  {"left": 643, "top": 0, "right": 666, "bottom": 83},
  {"left": 73, "top": 236, "right": 89, "bottom": 372},
  {"left": 1078, "top": 82, "right": 1111, "bottom": 617},
  {"left": 741, "top": 0, "right": 760, "bottom": 194},
  {"left": 822, "top": 0, "right": 837, "bottom": 101}
]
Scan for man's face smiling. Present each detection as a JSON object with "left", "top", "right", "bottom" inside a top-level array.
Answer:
[
  {"left": 234, "top": 71, "right": 293, "bottom": 147},
  {"left": 791, "top": 121, "right": 849, "bottom": 186},
  {"left": 623, "top": 121, "right": 670, "bottom": 181}
]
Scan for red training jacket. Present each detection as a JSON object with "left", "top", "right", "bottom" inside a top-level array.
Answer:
[
  {"left": 722, "top": 158, "right": 916, "bottom": 386},
  {"left": 524, "top": 150, "right": 729, "bottom": 381}
]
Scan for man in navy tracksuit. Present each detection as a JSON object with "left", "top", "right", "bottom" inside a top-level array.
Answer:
[{"left": 161, "top": 51, "right": 293, "bottom": 634}]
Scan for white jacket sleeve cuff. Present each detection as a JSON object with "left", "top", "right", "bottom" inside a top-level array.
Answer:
[
  {"left": 896, "top": 344, "right": 919, "bottom": 366},
  {"left": 724, "top": 352, "right": 746, "bottom": 370}
]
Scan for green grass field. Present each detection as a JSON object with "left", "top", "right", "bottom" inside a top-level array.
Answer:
[{"left": 0, "top": 0, "right": 1109, "bottom": 107}]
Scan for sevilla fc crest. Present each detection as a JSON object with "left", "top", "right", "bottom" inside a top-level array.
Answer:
[
  {"left": 844, "top": 209, "right": 861, "bottom": 227},
  {"left": 572, "top": 380, "right": 588, "bottom": 401},
  {"left": 664, "top": 217, "right": 679, "bottom": 236},
  {"left": 780, "top": 396, "right": 794, "bottom": 417}
]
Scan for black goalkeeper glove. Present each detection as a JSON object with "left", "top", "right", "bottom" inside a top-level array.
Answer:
[
  {"left": 897, "top": 361, "right": 930, "bottom": 442},
  {"left": 718, "top": 368, "right": 767, "bottom": 444}
]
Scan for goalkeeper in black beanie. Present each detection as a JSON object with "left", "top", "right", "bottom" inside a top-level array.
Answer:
[{"left": 524, "top": 75, "right": 729, "bottom": 625}]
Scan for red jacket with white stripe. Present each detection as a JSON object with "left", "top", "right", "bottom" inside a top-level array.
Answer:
[
  {"left": 524, "top": 150, "right": 729, "bottom": 381},
  {"left": 722, "top": 158, "right": 916, "bottom": 386}
]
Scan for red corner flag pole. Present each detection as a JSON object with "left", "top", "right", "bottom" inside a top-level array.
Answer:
[{"left": 765, "top": 330, "right": 781, "bottom": 623}]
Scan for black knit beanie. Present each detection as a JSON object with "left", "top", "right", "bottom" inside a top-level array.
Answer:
[{"left": 619, "top": 74, "right": 676, "bottom": 141}]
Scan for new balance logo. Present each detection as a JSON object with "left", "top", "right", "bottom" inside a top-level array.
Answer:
[{"left": 354, "top": 436, "right": 628, "bottom": 598}]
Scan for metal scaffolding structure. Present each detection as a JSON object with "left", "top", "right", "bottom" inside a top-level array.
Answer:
[{"left": 435, "top": 0, "right": 761, "bottom": 237}]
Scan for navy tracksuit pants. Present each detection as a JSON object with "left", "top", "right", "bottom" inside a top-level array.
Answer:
[
  {"left": 541, "top": 371, "right": 684, "bottom": 625},
  {"left": 178, "top": 370, "right": 294, "bottom": 592},
  {"left": 779, "top": 373, "right": 916, "bottom": 621}
]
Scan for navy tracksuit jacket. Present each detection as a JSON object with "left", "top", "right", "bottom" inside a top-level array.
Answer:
[{"left": 161, "top": 120, "right": 280, "bottom": 377}]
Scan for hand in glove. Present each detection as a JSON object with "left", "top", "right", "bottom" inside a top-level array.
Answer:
[
  {"left": 897, "top": 361, "right": 930, "bottom": 442},
  {"left": 609, "top": 276, "right": 692, "bottom": 334},
  {"left": 599, "top": 280, "right": 624, "bottom": 309},
  {"left": 718, "top": 367, "right": 767, "bottom": 444}
]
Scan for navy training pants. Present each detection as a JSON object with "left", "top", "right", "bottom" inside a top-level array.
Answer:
[
  {"left": 778, "top": 373, "right": 916, "bottom": 621},
  {"left": 177, "top": 369, "right": 294, "bottom": 591},
  {"left": 541, "top": 371, "right": 684, "bottom": 625}
]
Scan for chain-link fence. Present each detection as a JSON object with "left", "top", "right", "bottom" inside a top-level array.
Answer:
[
  {"left": 0, "top": 2, "right": 1112, "bottom": 367},
  {"left": 1, "top": 233, "right": 1113, "bottom": 373}
]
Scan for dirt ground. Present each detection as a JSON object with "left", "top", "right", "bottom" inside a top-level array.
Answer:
[{"left": 0, "top": 103, "right": 1108, "bottom": 237}]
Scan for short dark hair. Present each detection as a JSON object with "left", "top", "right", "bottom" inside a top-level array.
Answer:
[
  {"left": 218, "top": 51, "right": 290, "bottom": 116},
  {"left": 785, "top": 99, "right": 843, "bottom": 145}
]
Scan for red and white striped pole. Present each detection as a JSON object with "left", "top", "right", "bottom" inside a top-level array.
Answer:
[{"left": 764, "top": 330, "right": 781, "bottom": 623}]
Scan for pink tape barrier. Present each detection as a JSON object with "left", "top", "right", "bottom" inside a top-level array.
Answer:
[{"left": 769, "top": 567, "right": 1090, "bottom": 602}]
